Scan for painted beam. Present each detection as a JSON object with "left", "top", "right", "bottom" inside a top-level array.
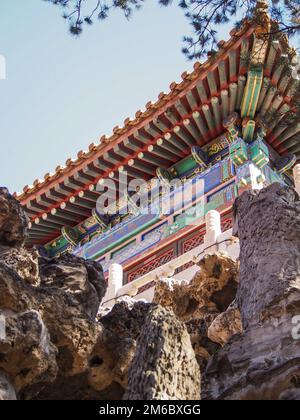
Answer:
[
  {"left": 192, "top": 111, "right": 209, "bottom": 141},
  {"left": 144, "top": 123, "right": 183, "bottom": 155},
  {"left": 183, "top": 118, "right": 201, "bottom": 144},
  {"left": 229, "top": 83, "right": 238, "bottom": 113},
  {"left": 211, "top": 97, "right": 221, "bottom": 128},
  {"left": 163, "top": 107, "right": 181, "bottom": 125},
  {"left": 196, "top": 80, "right": 208, "bottom": 104},
  {"left": 173, "top": 125, "right": 194, "bottom": 148},
  {"left": 221, "top": 90, "right": 230, "bottom": 120},
  {"left": 218, "top": 60, "right": 228, "bottom": 89},
  {"left": 174, "top": 99, "right": 189, "bottom": 118},
  {"left": 260, "top": 85, "right": 277, "bottom": 116},
  {"left": 207, "top": 72, "right": 218, "bottom": 97},
  {"left": 27, "top": 200, "right": 48, "bottom": 214},
  {"left": 58, "top": 202, "right": 91, "bottom": 217},
  {"left": 146, "top": 144, "right": 177, "bottom": 162},
  {"left": 265, "top": 40, "right": 280, "bottom": 75},
  {"left": 241, "top": 68, "right": 264, "bottom": 119},
  {"left": 203, "top": 104, "right": 216, "bottom": 133},
  {"left": 137, "top": 152, "right": 169, "bottom": 167},
  {"left": 163, "top": 132, "right": 188, "bottom": 153},
  {"left": 228, "top": 50, "right": 237, "bottom": 81},
  {"left": 36, "top": 195, "right": 80, "bottom": 223},
  {"left": 186, "top": 91, "right": 198, "bottom": 110},
  {"left": 237, "top": 75, "right": 246, "bottom": 109}
]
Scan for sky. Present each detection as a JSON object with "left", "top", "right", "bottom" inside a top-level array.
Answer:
[
  {"left": 0, "top": 1, "right": 297, "bottom": 194},
  {"left": 0, "top": 0, "right": 196, "bottom": 193}
]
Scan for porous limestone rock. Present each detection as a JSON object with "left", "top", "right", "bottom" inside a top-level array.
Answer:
[
  {"left": 185, "top": 315, "right": 221, "bottom": 370},
  {"left": 203, "top": 184, "right": 300, "bottom": 400},
  {"left": 99, "top": 296, "right": 152, "bottom": 338},
  {"left": 153, "top": 254, "right": 239, "bottom": 368},
  {"left": 0, "top": 246, "right": 40, "bottom": 286},
  {"left": 207, "top": 300, "right": 243, "bottom": 346},
  {"left": 279, "top": 388, "right": 300, "bottom": 400},
  {"left": 0, "top": 371, "right": 16, "bottom": 400},
  {"left": 1, "top": 189, "right": 200, "bottom": 400},
  {"left": 1, "top": 182, "right": 299, "bottom": 401},
  {"left": 203, "top": 307, "right": 300, "bottom": 400},
  {"left": 153, "top": 253, "right": 239, "bottom": 321},
  {"left": 34, "top": 374, "right": 125, "bottom": 400},
  {"left": 234, "top": 183, "right": 300, "bottom": 329},
  {"left": 124, "top": 305, "right": 201, "bottom": 400},
  {"left": 0, "top": 256, "right": 106, "bottom": 380},
  {"left": 0, "top": 189, "right": 109, "bottom": 399},
  {"left": 195, "top": 253, "right": 239, "bottom": 316},
  {"left": 37, "top": 297, "right": 152, "bottom": 400},
  {"left": 39, "top": 253, "right": 106, "bottom": 320},
  {"left": 0, "top": 187, "right": 28, "bottom": 247},
  {"left": 0, "top": 212, "right": 152, "bottom": 400},
  {"left": 0, "top": 309, "right": 57, "bottom": 397},
  {"left": 88, "top": 297, "right": 152, "bottom": 392}
]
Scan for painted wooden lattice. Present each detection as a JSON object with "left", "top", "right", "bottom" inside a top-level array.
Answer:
[
  {"left": 176, "top": 231, "right": 205, "bottom": 272},
  {"left": 221, "top": 217, "right": 233, "bottom": 231},
  {"left": 126, "top": 248, "right": 176, "bottom": 284},
  {"left": 137, "top": 280, "right": 156, "bottom": 294},
  {"left": 182, "top": 232, "right": 205, "bottom": 253},
  {"left": 126, "top": 217, "right": 233, "bottom": 284},
  {"left": 176, "top": 260, "right": 195, "bottom": 273}
]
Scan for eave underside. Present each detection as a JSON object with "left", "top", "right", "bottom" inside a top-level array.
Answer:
[{"left": 18, "top": 27, "right": 300, "bottom": 245}]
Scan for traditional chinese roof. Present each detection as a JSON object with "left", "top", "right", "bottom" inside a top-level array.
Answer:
[{"left": 16, "top": 8, "right": 300, "bottom": 245}]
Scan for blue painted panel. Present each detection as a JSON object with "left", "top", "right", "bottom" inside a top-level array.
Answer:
[
  {"left": 101, "top": 222, "right": 168, "bottom": 270},
  {"left": 74, "top": 212, "right": 160, "bottom": 260},
  {"left": 203, "top": 165, "right": 222, "bottom": 192},
  {"left": 263, "top": 165, "right": 285, "bottom": 185},
  {"left": 73, "top": 158, "right": 234, "bottom": 262}
]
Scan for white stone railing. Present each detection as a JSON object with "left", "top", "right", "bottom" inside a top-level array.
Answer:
[
  {"left": 100, "top": 165, "right": 299, "bottom": 307},
  {"left": 101, "top": 210, "right": 240, "bottom": 307},
  {"left": 293, "top": 164, "right": 300, "bottom": 197}
]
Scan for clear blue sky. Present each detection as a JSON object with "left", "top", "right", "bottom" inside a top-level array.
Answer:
[
  {"left": 1, "top": 1, "right": 296, "bottom": 194},
  {"left": 0, "top": 0, "right": 196, "bottom": 193}
]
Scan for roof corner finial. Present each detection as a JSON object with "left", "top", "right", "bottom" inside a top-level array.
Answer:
[
  {"left": 255, "top": 0, "right": 269, "bottom": 11},
  {"left": 253, "top": 0, "right": 271, "bottom": 37}
]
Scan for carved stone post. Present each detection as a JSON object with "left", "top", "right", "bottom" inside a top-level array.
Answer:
[
  {"left": 104, "top": 263, "right": 123, "bottom": 307},
  {"left": 204, "top": 210, "right": 221, "bottom": 252}
]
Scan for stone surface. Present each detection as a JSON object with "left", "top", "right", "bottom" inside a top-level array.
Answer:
[
  {"left": 234, "top": 183, "right": 300, "bottom": 329},
  {"left": 0, "top": 188, "right": 28, "bottom": 247},
  {"left": 203, "top": 183, "right": 300, "bottom": 400},
  {"left": 279, "top": 388, "right": 300, "bottom": 400},
  {"left": 153, "top": 254, "right": 239, "bottom": 368},
  {"left": 88, "top": 297, "right": 152, "bottom": 392},
  {"left": 39, "top": 254, "right": 106, "bottom": 320},
  {"left": 153, "top": 254, "right": 239, "bottom": 321},
  {"left": 0, "top": 309, "right": 57, "bottom": 397},
  {"left": 0, "top": 254, "right": 106, "bottom": 379},
  {"left": 0, "top": 371, "right": 17, "bottom": 400},
  {"left": 0, "top": 196, "right": 108, "bottom": 400},
  {"left": 207, "top": 301, "right": 243, "bottom": 346},
  {"left": 0, "top": 246, "right": 40, "bottom": 286},
  {"left": 36, "top": 297, "right": 152, "bottom": 400},
  {"left": 185, "top": 315, "right": 221, "bottom": 370},
  {"left": 1, "top": 183, "right": 300, "bottom": 400},
  {"left": 203, "top": 306, "right": 300, "bottom": 400},
  {"left": 34, "top": 375, "right": 125, "bottom": 400},
  {"left": 124, "top": 305, "right": 201, "bottom": 400}
]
